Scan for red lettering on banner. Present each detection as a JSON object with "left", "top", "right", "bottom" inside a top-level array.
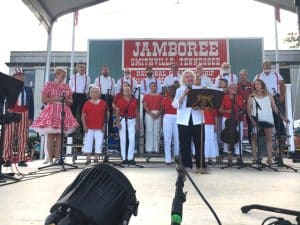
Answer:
[{"left": 124, "top": 39, "right": 228, "bottom": 83}]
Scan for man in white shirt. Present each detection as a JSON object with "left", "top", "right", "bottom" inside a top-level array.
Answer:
[
  {"left": 116, "top": 68, "right": 138, "bottom": 97},
  {"left": 253, "top": 60, "right": 286, "bottom": 135},
  {"left": 94, "top": 65, "right": 116, "bottom": 134},
  {"left": 140, "top": 67, "right": 162, "bottom": 95},
  {"left": 164, "top": 63, "right": 181, "bottom": 87},
  {"left": 69, "top": 63, "right": 90, "bottom": 132},
  {"left": 194, "top": 64, "right": 213, "bottom": 88},
  {"left": 214, "top": 62, "right": 238, "bottom": 87}
]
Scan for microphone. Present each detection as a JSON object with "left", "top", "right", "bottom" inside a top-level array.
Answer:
[
  {"left": 61, "top": 92, "right": 66, "bottom": 100},
  {"left": 106, "top": 89, "right": 110, "bottom": 95},
  {"left": 251, "top": 94, "right": 261, "bottom": 110},
  {"left": 187, "top": 85, "right": 192, "bottom": 90},
  {"left": 272, "top": 88, "right": 276, "bottom": 95}
]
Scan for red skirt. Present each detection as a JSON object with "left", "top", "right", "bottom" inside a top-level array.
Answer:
[{"left": 31, "top": 102, "right": 78, "bottom": 135}]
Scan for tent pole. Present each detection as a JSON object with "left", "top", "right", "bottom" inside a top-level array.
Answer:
[
  {"left": 40, "top": 26, "right": 52, "bottom": 160},
  {"left": 45, "top": 26, "right": 52, "bottom": 83}
]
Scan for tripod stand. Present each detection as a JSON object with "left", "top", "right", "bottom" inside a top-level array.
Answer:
[
  {"left": 270, "top": 91, "right": 297, "bottom": 172},
  {"left": 248, "top": 95, "right": 277, "bottom": 171},
  {"left": 221, "top": 116, "right": 254, "bottom": 170},
  {"left": 38, "top": 93, "right": 78, "bottom": 171},
  {"left": 102, "top": 89, "right": 122, "bottom": 167},
  {"left": 0, "top": 98, "right": 20, "bottom": 183},
  {"left": 0, "top": 72, "right": 23, "bottom": 183}
]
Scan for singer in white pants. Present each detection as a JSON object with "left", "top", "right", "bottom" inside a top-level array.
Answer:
[
  {"left": 115, "top": 82, "right": 139, "bottom": 162},
  {"left": 142, "top": 82, "right": 162, "bottom": 153},
  {"left": 83, "top": 129, "right": 104, "bottom": 154},
  {"left": 163, "top": 114, "right": 179, "bottom": 163},
  {"left": 81, "top": 86, "right": 108, "bottom": 164},
  {"left": 144, "top": 110, "right": 161, "bottom": 152},
  {"left": 161, "top": 84, "right": 179, "bottom": 164}
]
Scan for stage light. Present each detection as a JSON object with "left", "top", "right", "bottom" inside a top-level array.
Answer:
[{"left": 45, "top": 163, "right": 139, "bottom": 225}]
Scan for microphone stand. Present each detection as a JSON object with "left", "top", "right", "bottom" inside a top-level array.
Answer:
[
  {"left": 221, "top": 102, "right": 253, "bottom": 170},
  {"left": 38, "top": 93, "right": 78, "bottom": 171},
  {"left": 0, "top": 97, "right": 20, "bottom": 183},
  {"left": 249, "top": 95, "right": 277, "bottom": 171},
  {"left": 241, "top": 204, "right": 300, "bottom": 225},
  {"left": 271, "top": 90, "right": 297, "bottom": 172},
  {"left": 102, "top": 89, "right": 123, "bottom": 167},
  {"left": 171, "top": 156, "right": 222, "bottom": 225}
]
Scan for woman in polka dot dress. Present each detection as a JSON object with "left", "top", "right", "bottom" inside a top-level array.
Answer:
[{"left": 31, "top": 68, "right": 78, "bottom": 163}]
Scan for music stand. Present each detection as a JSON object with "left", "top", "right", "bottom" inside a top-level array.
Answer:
[
  {"left": 0, "top": 72, "right": 24, "bottom": 183},
  {"left": 187, "top": 89, "right": 224, "bottom": 169},
  {"left": 187, "top": 88, "right": 224, "bottom": 109}
]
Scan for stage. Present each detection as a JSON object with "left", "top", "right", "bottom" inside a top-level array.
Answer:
[{"left": 0, "top": 157, "right": 299, "bottom": 225}]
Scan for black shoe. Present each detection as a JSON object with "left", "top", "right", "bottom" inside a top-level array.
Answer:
[
  {"left": 3, "top": 161, "right": 11, "bottom": 167},
  {"left": 128, "top": 160, "right": 136, "bottom": 165},
  {"left": 121, "top": 160, "right": 128, "bottom": 164},
  {"left": 18, "top": 161, "right": 28, "bottom": 167}
]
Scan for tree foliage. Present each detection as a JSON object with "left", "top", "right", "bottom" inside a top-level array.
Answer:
[{"left": 284, "top": 32, "right": 300, "bottom": 49}]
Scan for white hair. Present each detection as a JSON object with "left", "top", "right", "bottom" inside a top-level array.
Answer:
[{"left": 181, "top": 70, "right": 195, "bottom": 85}]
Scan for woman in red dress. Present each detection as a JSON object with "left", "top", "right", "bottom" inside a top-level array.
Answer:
[{"left": 31, "top": 68, "right": 78, "bottom": 163}]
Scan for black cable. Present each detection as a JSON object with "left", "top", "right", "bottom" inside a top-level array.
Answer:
[
  {"left": 173, "top": 156, "right": 222, "bottom": 225},
  {"left": 185, "top": 172, "right": 222, "bottom": 225}
]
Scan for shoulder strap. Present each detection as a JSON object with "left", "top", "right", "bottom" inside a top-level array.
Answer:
[
  {"left": 110, "top": 77, "right": 113, "bottom": 94},
  {"left": 84, "top": 75, "right": 87, "bottom": 92},
  {"left": 98, "top": 76, "right": 101, "bottom": 92},
  {"left": 144, "top": 79, "right": 147, "bottom": 92}
]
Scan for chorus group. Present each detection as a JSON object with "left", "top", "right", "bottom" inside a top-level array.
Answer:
[{"left": 3, "top": 61, "right": 288, "bottom": 174}]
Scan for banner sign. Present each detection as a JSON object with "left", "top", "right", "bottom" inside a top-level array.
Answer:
[{"left": 123, "top": 39, "right": 229, "bottom": 83}]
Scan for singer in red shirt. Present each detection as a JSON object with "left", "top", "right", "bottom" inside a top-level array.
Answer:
[
  {"left": 161, "top": 85, "right": 179, "bottom": 164},
  {"left": 237, "top": 69, "right": 253, "bottom": 144},
  {"left": 143, "top": 82, "right": 162, "bottom": 153},
  {"left": 115, "top": 82, "right": 139, "bottom": 163},
  {"left": 219, "top": 83, "right": 245, "bottom": 164}
]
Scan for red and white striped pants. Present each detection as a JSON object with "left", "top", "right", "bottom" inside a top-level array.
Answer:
[{"left": 3, "top": 110, "right": 29, "bottom": 162}]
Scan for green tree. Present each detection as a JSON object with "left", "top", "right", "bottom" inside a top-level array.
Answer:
[{"left": 284, "top": 32, "right": 300, "bottom": 49}]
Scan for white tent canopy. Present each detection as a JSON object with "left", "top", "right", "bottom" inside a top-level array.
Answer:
[
  {"left": 254, "top": 0, "right": 296, "bottom": 12},
  {"left": 22, "top": 0, "right": 109, "bottom": 32}
]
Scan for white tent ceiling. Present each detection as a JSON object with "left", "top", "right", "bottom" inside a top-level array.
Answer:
[
  {"left": 254, "top": 0, "right": 296, "bottom": 12},
  {"left": 22, "top": 0, "right": 109, "bottom": 32}
]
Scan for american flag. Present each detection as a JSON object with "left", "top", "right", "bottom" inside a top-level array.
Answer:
[
  {"left": 275, "top": 6, "right": 280, "bottom": 23},
  {"left": 74, "top": 11, "right": 79, "bottom": 26}
]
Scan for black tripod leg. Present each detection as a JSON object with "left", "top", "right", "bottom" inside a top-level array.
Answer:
[{"left": 0, "top": 173, "right": 20, "bottom": 183}]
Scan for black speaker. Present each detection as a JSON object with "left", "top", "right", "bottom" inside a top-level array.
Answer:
[{"left": 45, "top": 163, "right": 139, "bottom": 225}]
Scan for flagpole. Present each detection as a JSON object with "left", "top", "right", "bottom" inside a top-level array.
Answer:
[
  {"left": 274, "top": 7, "right": 280, "bottom": 73},
  {"left": 70, "top": 11, "right": 77, "bottom": 76}
]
